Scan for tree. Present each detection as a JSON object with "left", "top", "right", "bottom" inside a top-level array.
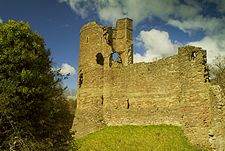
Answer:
[
  {"left": 0, "top": 20, "right": 74, "bottom": 150},
  {"left": 209, "top": 55, "right": 225, "bottom": 90}
]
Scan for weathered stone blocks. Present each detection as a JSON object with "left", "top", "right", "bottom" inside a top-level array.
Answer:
[{"left": 72, "top": 18, "right": 225, "bottom": 150}]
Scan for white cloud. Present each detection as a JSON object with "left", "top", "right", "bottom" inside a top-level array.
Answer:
[
  {"left": 135, "top": 28, "right": 225, "bottom": 64},
  {"left": 175, "top": 2, "right": 202, "bottom": 19},
  {"left": 168, "top": 16, "right": 225, "bottom": 34},
  {"left": 58, "top": 0, "right": 203, "bottom": 26},
  {"left": 188, "top": 31, "right": 225, "bottom": 63},
  {"left": 102, "top": 0, "right": 177, "bottom": 25},
  {"left": 98, "top": 4, "right": 124, "bottom": 24},
  {"left": 60, "top": 63, "right": 76, "bottom": 76},
  {"left": 59, "top": 0, "right": 225, "bottom": 63},
  {"left": 96, "top": 0, "right": 203, "bottom": 25},
  {"left": 58, "top": 0, "right": 224, "bottom": 35},
  {"left": 134, "top": 29, "right": 177, "bottom": 63},
  {"left": 59, "top": 0, "right": 96, "bottom": 18}
]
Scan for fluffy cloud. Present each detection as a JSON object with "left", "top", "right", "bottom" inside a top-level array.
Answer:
[
  {"left": 134, "top": 29, "right": 177, "bottom": 63},
  {"left": 59, "top": 0, "right": 203, "bottom": 25},
  {"left": 97, "top": 0, "right": 178, "bottom": 24},
  {"left": 188, "top": 31, "right": 225, "bottom": 63},
  {"left": 60, "top": 63, "right": 76, "bottom": 76},
  {"left": 98, "top": 3, "right": 124, "bottom": 24},
  {"left": 59, "top": 0, "right": 224, "bottom": 34},
  {"left": 168, "top": 16, "right": 225, "bottom": 34},
  {"left": 59, "top": 0, "right": 96, "bottom": 18},
  {"left": 59, "top": 0, "right": 225, "bottom": 63},
  {"left": 175, "top": 1, "right": 202, "bottom": 19}
]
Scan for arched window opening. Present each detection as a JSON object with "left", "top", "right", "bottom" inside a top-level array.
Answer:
[
  {"left": 79, "top": 73, "right": 83, "bottom": 88},
  {"left": 96, "top": 53, "right": 104, "bottom": 65}
]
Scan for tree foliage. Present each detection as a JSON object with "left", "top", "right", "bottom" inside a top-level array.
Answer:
[
  {"left": 0, "top": 20, "right": 74, "bottom": 150},
  {"left": 209, "top": 55, "right": 225, "bottom": 91}
]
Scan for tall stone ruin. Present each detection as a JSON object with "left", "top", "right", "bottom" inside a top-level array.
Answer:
[{"left": 72, "top": 18, "right": 225, "bottom": 150}]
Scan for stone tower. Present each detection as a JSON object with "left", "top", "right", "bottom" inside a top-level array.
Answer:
[
  {"left": 114, "top": 18, "right": 133, "bottom": 66},
  {"left": 72, "top": 18, "right": 133, "bottom": 138}
]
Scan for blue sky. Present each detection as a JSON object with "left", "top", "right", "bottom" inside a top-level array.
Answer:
[{"left": 1, "top": 0, "right": 225, "bottom": 90}]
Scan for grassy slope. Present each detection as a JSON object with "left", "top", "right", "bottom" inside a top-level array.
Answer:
[{"left": 76, "top": 125, "right": 204, "bottom": 151}]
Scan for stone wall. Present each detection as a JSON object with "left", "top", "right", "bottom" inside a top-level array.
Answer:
[
  {"left": 103, "top": 56, "right": 181, "bottom": 126},
  {"left": 72, "top": 18, "right": 225, "bottom": 150},
  {"left": 103, "top": 46, "right": 213, "bottom": 148},
  {"left": 178, "top": 46, "right": 211, "bottom": 148},
  {"left": 209, "top": 86, "right": 225, "bottom": 150}
]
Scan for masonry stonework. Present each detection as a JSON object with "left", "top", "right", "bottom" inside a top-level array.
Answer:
[{"left": 72, "top": 18, "right": 225, "bottom": 150}]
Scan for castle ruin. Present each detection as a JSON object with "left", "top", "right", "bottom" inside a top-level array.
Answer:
[{"left": 72, "top": 18, "right": 225, "bottom": 150}]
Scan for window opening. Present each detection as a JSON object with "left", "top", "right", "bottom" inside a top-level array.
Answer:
[
  {"left": 96, "top": 53, "right": 104, "bottom": 65},
  {"left": 127, "top": 99, "right": 130, "bottom": 109},
  {"left": 79, "top": 73, "right": 83, "bottom": 88},
  {"left": 111, "top": 52, "right": 122, "bottom": 63},
  {"left": 191, "top": 51, "right": 197, "bottom": 60},
  {"left": 101, "top": 95, "right": 104, "bottom": 105},
  {"left": 86, "top": 37, "right": 89, "bottom": 43}
]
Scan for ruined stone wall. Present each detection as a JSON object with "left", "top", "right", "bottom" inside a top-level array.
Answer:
[
  {"left": 209, "top": 86, "right": 225, "bottom": 150},
  {"left": 103, "top": 56, "right": 181, "bottom": 126},
  {"left": 73, "top": 18, "right": 225, "bottom": 150},
  {"left": 178, "top": 46, "right": 212, "bottom": 148},
  {"left": 113, "top": 18, "right": 133, "bottom": 65},
  {"left": 103, "top": 46, "right": 213, "bottom": 148}
]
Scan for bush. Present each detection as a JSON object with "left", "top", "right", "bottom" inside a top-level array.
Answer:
[
  {"left": 209, "top": 55, "right": 225, "bottom": 92},
  {"left": 0, "top": 20, "right": 74, "bottom": 150}
]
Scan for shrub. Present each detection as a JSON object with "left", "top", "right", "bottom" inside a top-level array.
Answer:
[{"left": 0, "top": 20, "right": 74, "bottom": 150}]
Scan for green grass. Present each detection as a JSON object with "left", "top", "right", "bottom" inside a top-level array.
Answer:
[{"left": 76, "top": 125, "right": 204, "bottom": 151}]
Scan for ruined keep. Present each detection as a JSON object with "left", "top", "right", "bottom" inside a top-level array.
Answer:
[{"left": 72, "top": 18, "right": 225, "bottom": 150}]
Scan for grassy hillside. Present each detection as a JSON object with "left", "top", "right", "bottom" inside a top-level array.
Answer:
[{"left": 76, "top": 125, "right": 204, "bottom": 151}]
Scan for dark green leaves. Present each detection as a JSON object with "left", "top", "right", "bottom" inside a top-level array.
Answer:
[{"left": 0, "top": 20, "right": 74, "bottom": 150}]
